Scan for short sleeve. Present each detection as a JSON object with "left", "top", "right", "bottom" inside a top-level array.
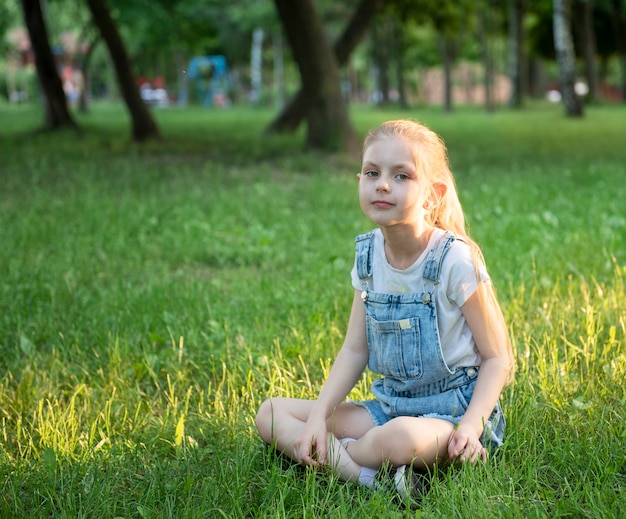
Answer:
[
  {"left": 442, "top": 240, "right": 489, "bottom": 307},
  {"left": 351, "top": 260, "right": 361, "bottom": 290}
]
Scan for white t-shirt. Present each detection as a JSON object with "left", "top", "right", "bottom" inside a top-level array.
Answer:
[{"left": 351, "top": 228, "right": 485, "bottom": 369}]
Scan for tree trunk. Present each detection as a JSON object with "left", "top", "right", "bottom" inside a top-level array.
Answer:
[
  {"left": 507, "top": 0, "right": 526, "bottom": 108},
  {"left": 85, "top": 0, "right": 161, "bottom": 142},
  {"left": 174, "top": 47, "right": 187, "bottom": 106},
  {"left": 437, "top": 34, "right": 455, "bottom": 113},
  {"left": 78, "top": 35, "right": 100, "bottom": 113},
  {"left": 394, "top": 15, "right": 408, "bottom": 109},
  {"left": 20, "top": 0, "right": 77, "bottom": 130},
  {"left": 272, "top": 0, "right": 358, "bottom": 153},
  {"left": 527, "top": 57, "right": 547, "bottom": 98},
  {"left": 580, "top": 0, "right": 597, "bottom": 101},
  {"left": 477, "top": 6, "right": 494, "bottom": 113},
  {"left": 265, "top": 0, "right": 381, "bottom": 135},
  {"left": 273, "top": 31, "right": 285, "bottom": 109},
  {"left": 610, "top": 0, "right": 626, "bottom": 102},
  {"left": 619, "top": 55, "right": 626, "bottom": 102},
  {"left": 573, "top": 0, "right": 597, "bottom": 102},
  {"left": 553, "top": 0, "right": 584, "bottom": 116},
  {"left": 250, "top": 27, "right": 264, "bottom": 105},
  {"left": 371, "top": 19, "right": 391, "bottom": 105}
]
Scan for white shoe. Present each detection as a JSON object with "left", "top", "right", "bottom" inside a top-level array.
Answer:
[{"left": 393, "top": 465, "right": 429, "bottom": 504}]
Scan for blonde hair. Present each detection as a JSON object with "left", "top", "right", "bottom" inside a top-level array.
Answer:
[{"left": 363, "top": 120, "right": 514, "bottom": 383}]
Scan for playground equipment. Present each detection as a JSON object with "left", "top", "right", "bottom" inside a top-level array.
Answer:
[{"left": 178, "top": 55, "right": 230, "bottom": 107}]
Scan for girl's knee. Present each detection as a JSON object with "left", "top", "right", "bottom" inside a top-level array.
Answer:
[
  {"left": 255, "top": 397, "right": 314, "bottom": 445},
  {"left": 379, "top": 417, "right": 449, "bottom": 465},
  {"left": 381, "top": 416, "right": 413, "bottom": 436},
  {"left": 255, "top": 398, "right": 277, "bottom": 443}
]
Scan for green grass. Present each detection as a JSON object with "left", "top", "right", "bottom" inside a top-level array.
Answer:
[{"left": 0, "top": 101, "right": 624, "bottom": 518}]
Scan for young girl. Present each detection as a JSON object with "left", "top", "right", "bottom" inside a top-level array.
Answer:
[{"left": 255, "top": 119, "right": 513, "bottom": 500}]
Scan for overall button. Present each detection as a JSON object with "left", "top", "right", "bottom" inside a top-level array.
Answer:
[{"left": 466, "top": 367, "right": 477, "bottom": 377}]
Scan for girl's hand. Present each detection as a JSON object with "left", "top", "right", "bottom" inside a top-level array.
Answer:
[
  {"left": 447, "top": 423, "right": 487, "bottom": 464},
  {"left": 293, "top": 416, "right": 328, "bottom": 466}
]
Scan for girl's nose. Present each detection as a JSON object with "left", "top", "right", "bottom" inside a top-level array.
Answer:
[{"left": 376, "top": 178, "right": 390, "bottom": 192}]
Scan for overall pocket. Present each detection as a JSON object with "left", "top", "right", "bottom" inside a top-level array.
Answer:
[{"left": 366, "top": 315, "right": 422, "bottom": 379}]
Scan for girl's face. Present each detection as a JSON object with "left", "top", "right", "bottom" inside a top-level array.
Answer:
[{"left": 358, "top": 135, "right": 429, "bottom": 230}]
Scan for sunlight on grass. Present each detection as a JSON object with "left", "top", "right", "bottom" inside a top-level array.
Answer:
[{"left": 0, "top": 103, "right": 624, "bottom": 517}]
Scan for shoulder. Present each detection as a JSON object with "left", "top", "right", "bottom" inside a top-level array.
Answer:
[
  {"left": 355, "top": 228, "right": 380, "bottom": 241},
  {"left": 427, "top": 229, "right": 473, "bottom": 270},
  {"left": 354, "top": 228, "right": 383, "bottom": 251},
  {"left": 428, "top": 229, "right": 473, "bottom": 268},
  {"left": 448, "top": 234, "right": 474, "bottom": 264},
  {"left": 444, "top": 238, "right": 483, "bottom": 278},
  {"left": 440, "top": 234, "right": 489, "bottom": 305}
]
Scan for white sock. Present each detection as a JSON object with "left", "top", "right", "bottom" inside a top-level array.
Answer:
[
  {"left": 340, "top": 437, "right": 378, "bottom": 486},
  {"left": 358, "top": 466, "right": 378, "bottom": 487}
]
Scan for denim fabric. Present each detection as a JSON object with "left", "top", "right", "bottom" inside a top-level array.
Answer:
[
  {"left": 352, "top": 231, "right": 505, "bottom": 450},
  {"left": 353, "top": 368, "right": 505, "bottom": 451}
]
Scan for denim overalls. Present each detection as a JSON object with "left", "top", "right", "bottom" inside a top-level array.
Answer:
[{"left": 353, "top": 230, "right": 505, "bottom": 450}]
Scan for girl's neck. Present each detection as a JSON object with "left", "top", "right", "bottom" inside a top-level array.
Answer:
[{"left": 381, "top": 225, "right": 434, "bottom": 270}]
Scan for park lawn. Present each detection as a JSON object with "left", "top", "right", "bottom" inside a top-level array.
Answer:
[{"left": 0, "top": 101, "right": 624, "bottom": 518}]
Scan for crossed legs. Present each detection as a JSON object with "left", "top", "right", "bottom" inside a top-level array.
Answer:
[{"left": 255, "top": 397, "right": 455, "bottom": 482}]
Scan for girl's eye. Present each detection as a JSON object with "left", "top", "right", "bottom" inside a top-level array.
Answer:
[
  {"left": 364, "top": 170, "right": 379, "bottom": 177},
  {"left": 395, "top": 173, "right": 409, "bottom": 180}
]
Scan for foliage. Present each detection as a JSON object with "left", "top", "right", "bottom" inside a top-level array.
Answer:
[
  {"left": 527, "top": 0, "right": 626, "bottom": 60},
  {"left": 0, "top": 103, "right": 624, "bottom": 517},
  {"left": 0, "top": 0, "right": 21, "bottom": 54},
  {"left": 100, "top": 0, "right": 280, "bottom": 76}
]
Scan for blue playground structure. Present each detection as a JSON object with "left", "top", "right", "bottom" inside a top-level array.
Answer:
[{"left": 179, "top": 55, "right": 230, "bottom": 107}]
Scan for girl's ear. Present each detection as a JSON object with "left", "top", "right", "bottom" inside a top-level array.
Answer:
[
  {"left": 424, "top": 182, "right": 447, "bottom": 208},
  {"left": 356, "top": 172, "right": 361, "bottom": 181},
  {"left": 433, "top": 182, "right": 447, "bottom": 200}
]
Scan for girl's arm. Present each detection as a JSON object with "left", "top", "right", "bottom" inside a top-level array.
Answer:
[
  {"left": 448, "top": 286, "right": 512, "bottom": 463},
  {"left": 293, "top": 290, "right": 370, "bottom": 465}
]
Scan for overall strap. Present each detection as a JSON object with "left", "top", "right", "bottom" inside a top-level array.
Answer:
[
  {"left": 355, "top": 231, "right": 375, "bottom": 288},
  {"left": 423, "top": 231, "right": 457, "bottom": 284}
]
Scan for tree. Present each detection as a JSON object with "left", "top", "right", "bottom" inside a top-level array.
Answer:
[
  {"left": 0, "top": 0, "right": 18, "bottom": 50},
  {"left": 77, "top": 31, "right": 100, "bottom": 112},
  {"left": 20, "top": 0, "right": 77, "bottom": 130},
  {"left": 370, "top": 13, "right": 393, "bottom": 105},
  {"left": 84, "top": 0, "right": 161, "bottom": 142},
  {"left": 433, "top": 5, "right": 464, "bottom": 113},
  {"left": 266, "top": 0, "right": 381, "bottom": 135},
  {"left": 609, "top": 0, "right": 626, "bottom": 101},
  {"left": 437, "top": 33, "right": 456, "bottom": 112},
  {"left": 418, "top": 0, "right": 473, "bottom": 113},
  {"left": 573, "top": 0, "right": 598, "bottom": 102},
  {"left": 507, "top": 0, "right": 526, "bottom": 108},
  {"left": 391, "top": 13, "right": 409, "bottom": 109},
  {"left": 476, "top": 0, "right": 499, "bottom": 112},
  {"left": 271, "top": 0, "right": 359, "bottom": 153},
  {"left": 553, "top": 0, "right": 584, "bottom": 116},
  {"left": 366, "top": 8, "right": 408, "bottom": 108}
]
